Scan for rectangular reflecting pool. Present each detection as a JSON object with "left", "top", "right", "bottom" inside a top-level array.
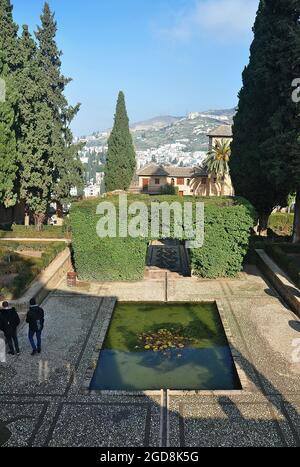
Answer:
[{"left": 90, "top": 302, "right": 241, "bottom": 391}]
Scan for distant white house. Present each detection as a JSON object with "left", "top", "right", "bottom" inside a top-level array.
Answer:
[
  {"left": 70, "top": 187, "right": 78, "bottom": 197},
  {"left": 84, "top": 183, "right": 101, "bottom": 198},
  {"left": 84, "top": 172, "right": 105, "bottom": 198}
]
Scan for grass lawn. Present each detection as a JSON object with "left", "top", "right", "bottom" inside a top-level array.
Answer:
[
  {"left": 269, "top": 212, "right": 294, "bottom": 237},
  {"left": 104, "top": 302, "right": 228, "bottom": 352},
  {"left": 0, "top": 225, "right": 67, "bottom": 239}
]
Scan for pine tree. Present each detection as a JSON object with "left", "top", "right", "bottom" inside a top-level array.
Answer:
[
  {"left": 230, "top": 0, "right": 290, "bottom": 235},
  {"left": 105, "top": 91, "right": 136, "bottom": 192},
  {"left": 0, "top": 0, "right": 19, "bottom": 208}
]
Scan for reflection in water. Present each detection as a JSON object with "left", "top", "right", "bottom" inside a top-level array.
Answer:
[{"left": 90, "top": 346, "right": 241, "bottom": 391}]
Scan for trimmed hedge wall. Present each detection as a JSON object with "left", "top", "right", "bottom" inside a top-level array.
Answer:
[
  {"left": 190, "top": 198, "right": 255, "bottom": 278},
  {"left": 70, "top": 198, "right": 148, "bottom": 281},
  {"left": 265, "top": 243, "right": 300, "bottom": 288},
  {"left": 70, "top": 196, "right": 255, "bottom": 281}
]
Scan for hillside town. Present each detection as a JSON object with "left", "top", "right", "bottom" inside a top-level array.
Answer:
[{"left": 76, "top": 110, "right": 234, "bottom": 196}]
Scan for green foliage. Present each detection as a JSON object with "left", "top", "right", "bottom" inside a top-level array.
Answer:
[
  {"left": 0, "top": 2, "right": 83, "bottom": 223},
  {"left": 259, "top": 2, "right": 300, "bottom": 195},
  {"left": 71, "top": 196, "right": 255, "bottom": 281},
  {"left": 0, "top": 0, "right": 20, "bottom": 208},
  {"left": 105, "top": 91, "right": 136, "bottom": 192},
  {"left": 230, "top": 1, "right": 291, "bottom": 220},
  {"left": 160, "top": 184, "right": 178, "bottom": 195},
  {"left": 0, "top": 75, "right": 18, "bottom": 207},
  {"left": 190, "top": 198, "right": 255, "bottom": 278},
  {"left": 265, "top": 243, "right": 300, "bottom": 288},
  {"left": 29, "top": 2, "right": 83, "bottom": 220},
  {"left": 17, "top": 24, "right": 52, "bottom": 220},
  {"left": 204, "top": 139, "right": 231, "bottom": 180}
]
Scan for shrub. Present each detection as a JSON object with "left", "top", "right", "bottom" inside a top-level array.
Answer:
[
  {"left": 190, "top": 198, "right": 255, "bottom": 278},
  {"left": 71, "top": 196, "right": 255, "bottom": 281},
  {"left": 161, "top": 184, "right": 179, "bottom": 195},
  {"left": 71, "top": 199, "right": 147, "bottom": 281}
]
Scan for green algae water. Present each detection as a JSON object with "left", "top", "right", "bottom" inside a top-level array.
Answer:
[{"left": 90, "top": 303, "right": 241, "bottom": 391}]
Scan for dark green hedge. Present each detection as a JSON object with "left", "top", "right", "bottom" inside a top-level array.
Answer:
[
  {"left": 71, "top": 196, "right": 255, "bottom": 281},
  {"left": 70, "top": 199, "right": 147, "bottom": 281},
  {"left": 190, "top": 198, "right": 255, "bottom": 278},
  {"left": 161, "top": 184, "right": 179, "bottom": 195},
  {"left": 265, "top": 243, "right": 300, "bottom": 287}
]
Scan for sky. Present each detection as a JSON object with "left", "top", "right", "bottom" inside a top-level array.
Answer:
[{"left": 12, "top": 0, "right": 259, "bottom": 136}]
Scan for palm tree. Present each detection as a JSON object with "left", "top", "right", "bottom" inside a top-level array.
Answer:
[{"left": 204, "top": 139, "right": 231, "bottom": 196}]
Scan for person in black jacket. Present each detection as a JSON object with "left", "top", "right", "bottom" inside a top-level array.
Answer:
[
  {"left": 0, "top": 302, "right": 20, "bottom": 355},
  {"left": 26, "top": 298, "right": 45, "bottom": 356}
]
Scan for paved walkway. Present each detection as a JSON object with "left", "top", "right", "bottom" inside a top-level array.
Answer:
[{"left": 1, "top": 266, "right": 300, "bottom": 447}]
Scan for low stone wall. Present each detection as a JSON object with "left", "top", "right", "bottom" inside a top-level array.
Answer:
[
  {"left": 256, "top": 249, "right": 300, "bottom": 317},
  {"left": 11, "top": 248, "right": 73, "bottom": 314}
]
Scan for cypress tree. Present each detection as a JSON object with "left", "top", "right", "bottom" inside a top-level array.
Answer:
[
  {"left": 258, "top": 0, "right": 300, "bottom": 241},
  {"left": 17, "top": 25, "right": 53, "bottom": 225},
  {"left": 230, "top": 0, "right": 290, "bottom": 235},
  {"left": 0, "top": 0, "right": 19, "bottom": 208},
  {"left": 105, "top": 91, "right": 136, "bottom": 192},
  {"left": 29, "top": 2, "right": 83, "bottom": 225}
]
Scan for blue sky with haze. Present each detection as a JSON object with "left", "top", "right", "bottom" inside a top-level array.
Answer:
[{"left": 12, "top": 0, "right": 259, "bottom": 136}]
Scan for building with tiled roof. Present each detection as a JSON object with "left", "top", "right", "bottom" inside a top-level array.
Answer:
[
  {"left": 134, "top": 124, "right": 234, "bottom": 197},
  {"left": 136, "top": 163, "right": 233, "bottom": 197}
]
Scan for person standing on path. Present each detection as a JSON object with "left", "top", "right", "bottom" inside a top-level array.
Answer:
[
  {"left": 26, "top": 298, "right": 45, "bottom": 356},
  {"left": 0, "top": 302, "right": 20, "bottom": 355}
]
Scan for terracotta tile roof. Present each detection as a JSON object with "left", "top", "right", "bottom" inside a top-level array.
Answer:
[
  {"left": 207, "top": 124, "right": 233, "bottom": 137},
  {"left": 137, "top": 164, "right": 205, "bottom": 178},
  {"left": 136, "top": 164, "right": 169, "bottom": 177},
  {"left": 137, "top": 164, "right": 209, "bottom": 178}
]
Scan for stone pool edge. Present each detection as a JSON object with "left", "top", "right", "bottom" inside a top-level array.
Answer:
[{"left": 81, "top": 299, "right": 254, "bottom": 397}]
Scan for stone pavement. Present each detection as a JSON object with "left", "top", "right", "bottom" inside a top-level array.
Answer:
[{"left": 1, "top": 265, "right": 300, "bottom": 447}]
